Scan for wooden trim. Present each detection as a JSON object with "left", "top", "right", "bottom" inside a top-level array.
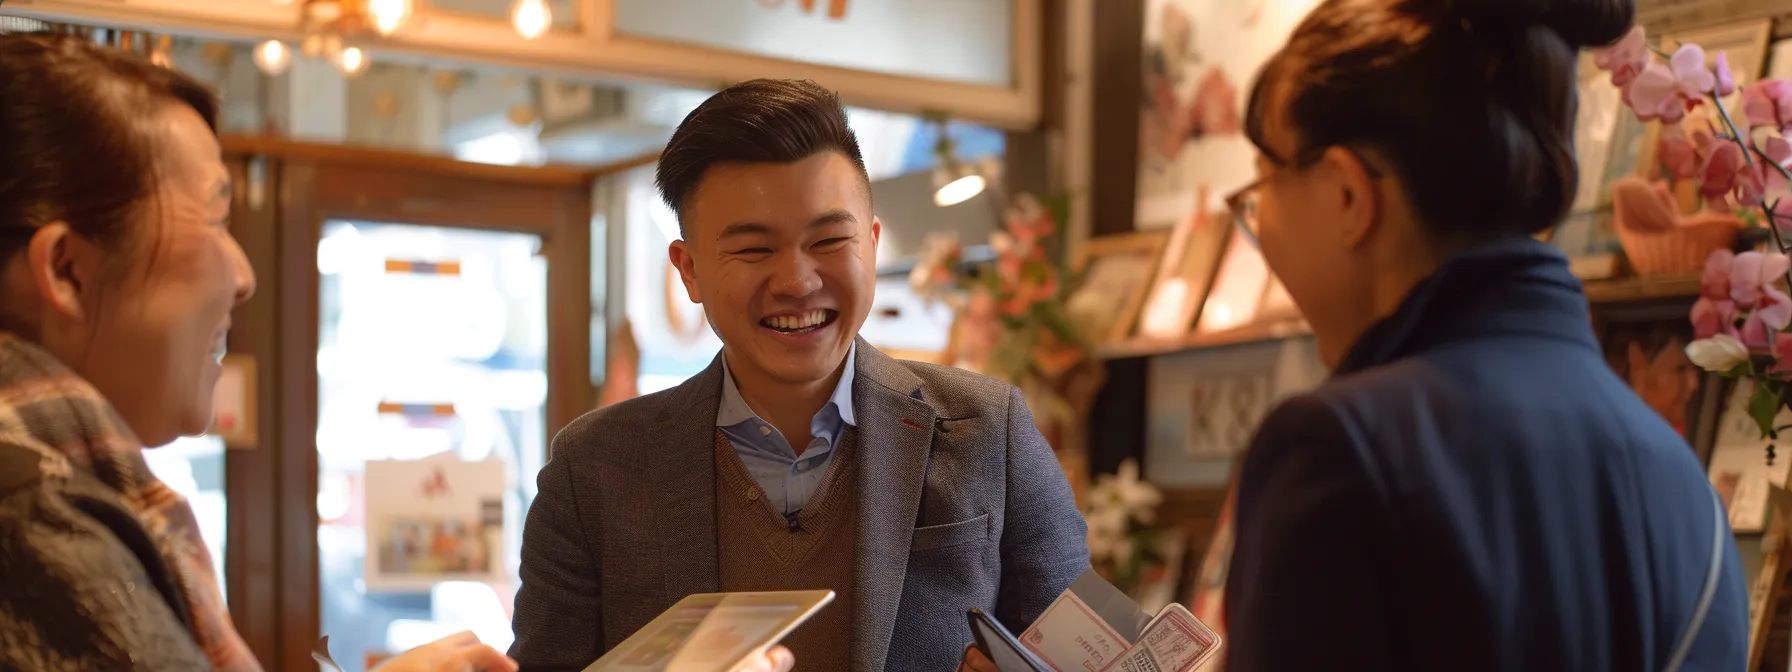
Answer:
[
  {"left": 274, "top": 160, "right": 324, "bottom": 672},
  {"left": 224, "top": 155, "right": 282, "bottom": 667},
  {"left": 16, "top": 0, "right": 1043, "bottom": 130},
  {"left": 218, "top": 135, "right": 653, "bottom": 187},
  {"left": 223, "top": 142, "right": 595, "bottom": 668}
]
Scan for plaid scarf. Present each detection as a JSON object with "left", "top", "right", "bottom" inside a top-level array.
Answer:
[{"left": 0, "top": 332, "right": 260, "bottom": 671}]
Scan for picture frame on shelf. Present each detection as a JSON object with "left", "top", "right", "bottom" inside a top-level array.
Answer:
[
  {"left": 1137, "top": 205, "right": 1233, "bottom": 342},
  {"left": 1193, "top": 227, "right": 1271, "bottom": 334},
  {"left": 1707, "top": 380, "right": 1792, "bottom": 534},
  {"left": 1066, "top": 230, "right": 1172, "bottom": 347},
  {"left": 1594, "top": 305, "right": 1724, "bottom": 463}
]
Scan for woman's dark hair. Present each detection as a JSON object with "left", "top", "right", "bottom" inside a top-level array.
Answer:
[
  {"left": 0, "top": 32, "right": 220, "bottom": 267},
  {"left": 1246, "top": 0, "right": 1635, "bottom": 242},
  {"left": 655, "top": 78, "right": 868, "bottom": 238}
]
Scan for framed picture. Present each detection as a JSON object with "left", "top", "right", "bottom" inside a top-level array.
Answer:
[
  {"left": 1707, "top": 381, "right": 1792, "bottom": 533},
  {"left": 1194, "top": 228, "right": 1271, "bottom": 334},
  {"left": 1594, "top": 305, "right": 1724, "bottom": 461},
  {"left": 1067, "top": 231, "right": 1171, "bottom": 346},
  {"left": 1137, "top": 206, "right": 1233, "bottom": 340},
  {"left": 1145, "top": 336, "right": 1327, "bottom": 487}
]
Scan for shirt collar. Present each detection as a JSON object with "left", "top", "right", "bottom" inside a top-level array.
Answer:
[{"left": 717, "top": 342, "right": 858, "bottom": 429}]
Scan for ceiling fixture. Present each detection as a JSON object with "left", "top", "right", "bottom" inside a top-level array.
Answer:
[
  {"left": 253, "top": 40, "right": 292, "bottom": 75},
  {"left": 511, "top": 0, "right": 552, "bottom": 40},
  {"left": 928, "top": 115, "right": 987, "bottom": 207},
  {"left": 254, "top": 0, "right": 415, "bottom": 76}
]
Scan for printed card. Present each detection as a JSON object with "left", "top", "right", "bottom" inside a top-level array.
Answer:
[
  {"left": 1020, "top": 589, "right": 1131, "bottom": 672},
  {"left": 1096, "top": 604, "right": 1221, "bottom": 672}
]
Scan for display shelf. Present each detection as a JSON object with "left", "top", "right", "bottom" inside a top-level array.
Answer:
[
  {"left": 1580, "top": 274, "right": 1701, "bottom": 304},
  {"left": 1093, "top": 319, "right": 1311, "bottom": 361},
  {"left": 1092, "top": 275, "right": 1701, "bottom": 361}
]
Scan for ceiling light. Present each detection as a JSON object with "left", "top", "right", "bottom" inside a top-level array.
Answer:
[
  {"left": 337, "top": 46, "right": 370, "bottom": 77},
  {"left": 933, "top": 157, "right": 986, "bottom": 207},
  {"left": 366, "top": 0, "right": 414, "bottom": 36},
  {"left": 253, "top": 40, "right": 292, "bottom": 75},
  {"left": 512, "top": 0, "right": 551, "bottom": 40}
]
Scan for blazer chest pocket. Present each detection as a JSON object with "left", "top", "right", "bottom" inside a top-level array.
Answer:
[{"left": 911, "top": 513, "right": 991, "bottom": 552}]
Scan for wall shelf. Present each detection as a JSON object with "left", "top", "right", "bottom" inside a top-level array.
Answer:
[
  {"left": 1093, "top": 319, "right": 1311, "bottom": 361},
  {"left": 1092, "top": 275, "right": 1702, "bottom": 361}
]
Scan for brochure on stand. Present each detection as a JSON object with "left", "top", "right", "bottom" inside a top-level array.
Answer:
[{"left": 975, "top": 568, "right": 1222, "bottom": 672}]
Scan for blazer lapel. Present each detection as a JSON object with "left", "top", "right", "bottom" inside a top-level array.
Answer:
[
  {"left": 651, "top": 354, "right": 726, "bottom": 605},
  {"left": 849, "top": 340, "right": 937, "bottom": 671}
]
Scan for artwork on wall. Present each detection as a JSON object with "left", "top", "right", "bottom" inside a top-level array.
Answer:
[
  {"left": 364, "top": 457, "right": 507, "bottom": 590},
  {"left": 1136, "top": 0, "right": 1319, "bottom": 231},
  {"left": 1066, "top": 231, "right": 1171, "bottom": 346}
]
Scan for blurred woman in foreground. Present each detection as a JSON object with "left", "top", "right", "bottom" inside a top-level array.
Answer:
[
  {"left": 0, "top": 33, "right": 791, "bottom": 672},
  {"left": 1221, "top": 0, "right": 1748, "bottom": 670}
]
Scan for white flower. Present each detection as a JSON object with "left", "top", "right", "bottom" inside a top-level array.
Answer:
[{"left": 1687, "top": 334, "right": 1749, "bottom": 372}]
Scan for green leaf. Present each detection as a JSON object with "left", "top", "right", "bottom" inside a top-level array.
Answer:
[{"left": 1750, "top": 380, "right": 1782, "bottom": 440}]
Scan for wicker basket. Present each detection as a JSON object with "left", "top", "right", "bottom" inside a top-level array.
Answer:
[
  {"left": 1611, "top": 176, "right": 1742, "bottom": 275},
  {"left": 1616, "top": 216, "right": 1740, "bottom": 275}
]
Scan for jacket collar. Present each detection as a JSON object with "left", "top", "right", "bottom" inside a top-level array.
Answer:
[{"left": 1333, "top": 237, "right": 1600, "bottom": 377}]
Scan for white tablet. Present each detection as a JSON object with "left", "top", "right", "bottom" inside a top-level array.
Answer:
[{"left": 583, "top": 590, "right": 835, "bottom": 672}]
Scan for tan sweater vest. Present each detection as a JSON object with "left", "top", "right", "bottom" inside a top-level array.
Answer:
[{"left": 714, "top": 428, "right": 859, "bottom": 672}]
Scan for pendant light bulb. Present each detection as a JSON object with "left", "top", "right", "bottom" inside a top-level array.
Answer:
[
  {"left": 337, "top": 46, "right": 370, "bottom": 77},
  {"left": 511, "top": 0, "right": 551, "bottom": 40},
  {"left": 367, "top": 0, "right": 413, "bottom": 36},
  {"left": 253, "top": 40, "right": 292, "bottom": 76}
]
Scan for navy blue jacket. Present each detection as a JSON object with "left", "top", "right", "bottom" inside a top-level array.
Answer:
[{"left": 1224, "top": 238, "right": 1748, "bottom": 671}]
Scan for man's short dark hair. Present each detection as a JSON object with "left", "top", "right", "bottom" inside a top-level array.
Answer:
[{"left": 655, "top": 78, "right": 869, "bottom": 238}]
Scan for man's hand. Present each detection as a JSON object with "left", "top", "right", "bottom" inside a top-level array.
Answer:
[
  {"left": 733, "top": 646, "right": 796, "bottom": 672},
  {"left": 956, "top": 644, "right": 999, "bottom": 672},
  {"left": 372, "top": 631, "right": 517, "bottom": 672}
]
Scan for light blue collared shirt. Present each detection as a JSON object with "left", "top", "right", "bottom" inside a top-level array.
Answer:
[{"left": 717, "top": 343, "right": 857, "bottom": 516}]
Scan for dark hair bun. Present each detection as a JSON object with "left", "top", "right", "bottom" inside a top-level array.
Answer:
[{"left": 1451, "top": 0, "right": 1635, "bottom": 48}]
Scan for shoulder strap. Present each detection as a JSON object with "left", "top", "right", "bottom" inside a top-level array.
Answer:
[{"left": 1662, "top": 490, "right": 1727, "bottom": 672}]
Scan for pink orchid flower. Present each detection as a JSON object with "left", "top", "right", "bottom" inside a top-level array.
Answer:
[
  {"left": 1735, "top": 138, "right": 1792, "bottom": 208},
  {"left": 1593, "top": 26, "right": 1649, "bottom": 89},
  {"left": 1743, "top": 80, "right": 1792, "bottom": 131},
  {"left": 1715, "top": 51, "right": 1737, "bottom": 97},
  {"left": 1733, "top": 251, "right": 1792, "bottom": 351},
  {"left": 1692, "top": 249, "right": 1737, "bottom": 339},
  {"left": 1773, "top": 335, "right": 1792, "bottom": 374},
  {"left": 1703, "top": 141, "right": 1746, "bottom": 205},
  {"left": 1658, "top": 125, "right": 1701, "bottom": 180},
  {"left": 1628, "top": 45, "right": 1715, "bottom": 123}
]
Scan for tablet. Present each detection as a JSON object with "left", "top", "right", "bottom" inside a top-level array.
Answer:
[
  {"left": 584, "top": 590, "right": 834, "bottom": 672},
  {"left": 968, "top": 608, "right": 1053, "bottom": 672}
]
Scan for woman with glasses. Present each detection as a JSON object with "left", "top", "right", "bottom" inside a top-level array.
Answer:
[
  {"left": 0, "top": 33, "right": 796, "bottom": 672},
  {"left": 1220, "top": 0, "right": 1747, "bottom": 670}
]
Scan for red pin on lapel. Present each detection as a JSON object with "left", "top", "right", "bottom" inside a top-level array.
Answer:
[{"left": 900, "top": 418, "right": 926, "bottom": 431}]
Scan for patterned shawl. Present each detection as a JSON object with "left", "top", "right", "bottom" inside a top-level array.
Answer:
[{"left": 0, "top": 332, "right": 260, "bottom": 671}]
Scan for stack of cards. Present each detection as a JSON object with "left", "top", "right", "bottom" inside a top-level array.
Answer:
[{"left": 1009, "top": 569, "right": 1222, "bottom": 672}]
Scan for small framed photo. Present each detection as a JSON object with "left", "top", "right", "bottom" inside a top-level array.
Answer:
[
  {"left": 1137, "top": 207, "right": 1234, "bottom": 341},
  {"left": 1067, "top": 231, "right": 1171, "bottom": 346}
]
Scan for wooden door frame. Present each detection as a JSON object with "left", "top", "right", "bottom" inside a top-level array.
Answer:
[{"left": 222, "top": 136, "right": 649, "bottom": 670}]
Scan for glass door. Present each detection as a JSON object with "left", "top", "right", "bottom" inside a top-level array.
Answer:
[{"left": 315, "top": 220, "right": 548, "bottom": 671}]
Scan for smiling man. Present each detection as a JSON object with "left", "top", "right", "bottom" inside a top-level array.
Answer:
[{"left": 509, "top": 79, "right": 1089, "bottom": 672}]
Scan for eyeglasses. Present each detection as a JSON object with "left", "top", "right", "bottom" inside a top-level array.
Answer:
[
  {"left": 1223, "top": 145, "right": 1384, "bottom": 252},
  {"left": 1225, "top": 180, "right": 1264, "bottom": 251}
]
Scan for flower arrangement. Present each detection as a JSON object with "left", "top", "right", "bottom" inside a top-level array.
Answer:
[
  {"left": 1083, "top": 459, "right": 1169, "bottom": 597},
  {"left": 1596, "top": 27, "right": 1792, "bottom": 458},
  {"left": 909, "top": 193, "right": 1095, "bottom": 431}
]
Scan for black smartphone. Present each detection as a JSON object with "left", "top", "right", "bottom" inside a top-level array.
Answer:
[{"left": 967, "top": 608, "right": 1053, "bottom": 672}]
